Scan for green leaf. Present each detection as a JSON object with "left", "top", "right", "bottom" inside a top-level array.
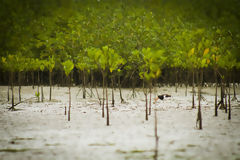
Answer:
[{"left": 62, "top": 60, "right": 74, "bottom": 76}]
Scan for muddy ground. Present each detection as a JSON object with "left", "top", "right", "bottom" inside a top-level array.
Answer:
[{"left": 0, "top": 85, "right": 240, "bottom": 160}]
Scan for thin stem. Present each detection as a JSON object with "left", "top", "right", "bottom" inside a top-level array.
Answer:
[
  {"left": 49, "top": 71, "right": 52, "bottom": 101},
  {"left": 106, "top": 78, "right": 109, "bottom": 126},
  {"left": 228, "top": 87, "right": 231, "bottom": 120},
  {"left": 111, "top": 76, "right": 115, "bottom": 107},
  {"left": 192, "top": 70, "right": 195, "bottom": 109},
  {"left": 102, "top": 72, "right": 105, "bottom": 118},
  {"left": 215, "top": 68, "right": 218, "bottom": 116},
  {"left": 68, "top": 75, "right": 71, "bottom": 121},
  {"left": 11, "top": 72, "right": 14, "bottom": 110},
  {"left": 149, "top": 81, "right": 152, "bottom": 115}
]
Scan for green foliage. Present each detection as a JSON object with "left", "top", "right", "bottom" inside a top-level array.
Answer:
[
  {"left": 86, "top": 46, "right": 125, "bottom": 74},
  {"left": 1, "top": 55, "right": 19, "bottom": 72},
  {"left": 108, "top": 49, "right": 125, "bottom": 73},
  {"left": 86, "top": 47, "right": 102, "bottom": 70},
  {"left": 218, "top": 50, "right": 237, "bottom": 70},
  {"left": 46, "top": 56, "right": 55, "bottom": 72},
  {"left": 0, "top": 0, "right": 239, "bottom": 79},
  {"left": 101, "top": 46, "right": 125, "bottom": 73},
  {"left": 139, "top": 47, "right": 166, "bottom": 81},
  {"left": 62, "top": 60, "right": 74, "bottom": 77},
  {"left": 35, "top": 91, "right": 40, "bottom": 98},
  {"left": 40, "top": 60, "right": 47, "bottom": 72}
]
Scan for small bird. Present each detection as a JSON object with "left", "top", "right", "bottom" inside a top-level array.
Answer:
[{"left": 154, "top": 94, "right": 171, "bottom": 103}]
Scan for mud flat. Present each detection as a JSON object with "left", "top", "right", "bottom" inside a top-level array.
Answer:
[{"left": 0, "top": 86, "right": 240, "bottom": 160}]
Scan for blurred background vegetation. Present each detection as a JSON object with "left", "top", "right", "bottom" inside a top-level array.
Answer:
[{"left": 0, "top": 0, "right": 240, "bottom": 86}]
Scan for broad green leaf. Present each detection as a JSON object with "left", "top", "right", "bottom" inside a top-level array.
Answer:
[
  {"left": 203, "top": 48, "right": 209, "bottom": 56},
  {"left": 62, "top": 60, "right": 74, "bottom": 76}
]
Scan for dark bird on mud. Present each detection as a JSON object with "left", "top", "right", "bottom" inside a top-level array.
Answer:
[{"left": 154, "top": 94, "right": 171, "bottom": 103}]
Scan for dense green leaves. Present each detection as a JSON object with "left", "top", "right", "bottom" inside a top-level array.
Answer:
[
  {"left": 62, "top": 60, "right": 74, "bottom": 76},
  {"left": 139, "top": 48, "right": 166, "bottom": 81},
  {"left": 46, "top": 56, "right": 55, "bottom": 72},
  {"left": 0, "top": 0, "right": 239, "bottom": 78}
]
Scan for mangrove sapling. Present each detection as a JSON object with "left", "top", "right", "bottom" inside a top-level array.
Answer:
[
  {"left": 2, "top": 55, "right": 17, "bottom": 110},
  {"left": 35, "top": 91, "right": 40, "bottom": 100},
  {"left": 218, "top": 75, "right": 225, "bottom": 110},
  {"left": 225, "top": 88, "right": 228, "bottom": 113},
  {"left": 192, "top": 70, "right": 195, "bottom": 109},
  {"left": 86, "top": 47, "right": 104, "bottom": 117},
  {"left": 185, "top": 70, "right": 189, "bottom": 96},
  {"left": 87, "top": 46, "right": 124, "bottom": 123},
  {"left": 76, "top": 54, "right": 93, "bottom": 99},
  {"left": 111, "top": 76, "right": 115, "bottom": 107},
  {"left": 106, "top": 79, "right": 110, "bottom": 126},
  {"left": 40, "top": 60, "right": 46, "bottom": 102},
  {"left": 41, "top": 72, "right": 44, "bottom": 102},
  {"left": 47, "top": 56, "right": 55, "bottom": 101},
  {"left": 62, "top": 60, "right": 74, "bottom": 121},
  {"left": 35, "top": 60, "right": 42, "bottom": 102},
  {"left": 103, "top": 46, "right": 125, "bottom": 124},
  {"left": 211, "top": 34, "right": 230, "bottom": 115},
  {"left": 49, "top": 71, "right": 52, "bottom": 100},
  {"left": 18, "top": 72, "right": 21, "bottom": 102},
  {"left": 215, "top": 77, "right": 226, "bottom": 111},
  {"left": 190, "top": 33, "right": 211, "bottom": 129},
  {"left": 219, "top": 51, "right": 236, "bottom": 118},
  {"left": 68, "top": 76, "right": 71, "bottom": 121},
  {"left": 196, "top": 56, "right": 209, "bottom": 129},
  {"left": 82, "top": 70, "right": 87, "bottom": 99},
  {"left": 127, "top": 50, "right": 141, "bottom": 99},
  {"left": 140, "top": 48, "right": 165, "bottom": 120},
  {"left": 149, "top": 81, "right": 152, "bottom": 115},
  {"left": 214, "top": 68, "right": 218, "bottom": 116},
  {"left": 37, "top": 71, "right": 40, "bottom": 102},
  {"left": 118, "top": 70, "right": 130, "bottom": 103},
  {"left": 17, "top": 65, "right": 22, "bottom": 103},
  {"left": 2, "top": 59, "right": 11, "bottom": 102},
  {"left": 143, "top": 81, "right": 148, "bottom": 121},
  {"left": 33, "top": 59, "right": 41, "bottom": 102},
  {"left": 196, "top": 70, "right": 202, "bottom": 130},
  {"left": 187, "top": 47, "right": 198, "bottom": 109},
  {"left": 90, "top": 70, "right": 94, "bottom": 98},
  {"left": 16, "top": 56, "right": 25, "bottom": 103},
  {"left": 118, "top": 75, "right": 124, "bottom": 103},
  {"left": 228, "top": 87, "right": 231, "bottom": 120},
  {"left": 212, "top": 54, "right": 220, "bottom": 114},
  {"left": 102, "top": 72, "right": 105, "bottom": 118},
  {"left": 10, "top": 71, "right": 15, "bottom": 111},
  {"left": 199, "top": 69, "right": 207, "bottom": 101}
]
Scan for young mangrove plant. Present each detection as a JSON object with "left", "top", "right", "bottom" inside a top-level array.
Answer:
[
  {"left": 2, "top": 55, "right": 18, "bottom": 111},
  {"left": 62, "top": 59, "right": 74, "bottom": 121},
  {"left": 139, "top": 48, "right": 165, "bottom": 120},
  {"left": 39, "top": 60, "right": 47, "bottom": 102},
  {"left": 46, "top": 56, "right": 55, "bottom": 101},
  {"left": 194, "top": 31, "right": 211, "bottom": 130}
]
